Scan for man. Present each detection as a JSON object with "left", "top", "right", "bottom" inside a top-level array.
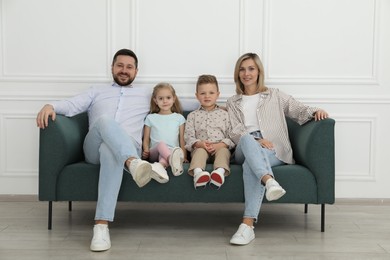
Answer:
[{"left": 36, "top": 49, "right": 174, "bottom": 251}]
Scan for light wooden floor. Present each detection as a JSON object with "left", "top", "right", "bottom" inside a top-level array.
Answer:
[{"left": 0, "top": 196, "right": 389, "bottom": 260}]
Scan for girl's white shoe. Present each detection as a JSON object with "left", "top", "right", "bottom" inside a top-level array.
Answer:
[
  {"left": 151, "top": 162, "right": 169, "bottom": 183},
  {"left": 169, "top": 147, "right": 184, "bottom": 176}
]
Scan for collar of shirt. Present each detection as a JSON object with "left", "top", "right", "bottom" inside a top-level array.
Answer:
[
  {"left": 111, "top": 82, "right": 133, "bottom": 88},
  {"left": 232, "top": 89, "right": 270, "bottom": 102},
  {"left": 197, "top": 104, "right": 220, "bottom": 111}
]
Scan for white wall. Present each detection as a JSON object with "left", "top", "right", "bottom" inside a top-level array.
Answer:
[{"left": 0, "top": 0, "right": 389, "bottom": 198}]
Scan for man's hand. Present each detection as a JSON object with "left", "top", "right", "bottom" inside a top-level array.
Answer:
[{"left": 36, "top": 104, "right": 56, "bottom": 129}]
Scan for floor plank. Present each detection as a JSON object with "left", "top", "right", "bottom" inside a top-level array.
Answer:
[{"left": 0, "top": 197, "right": 389, "bottom": 259}]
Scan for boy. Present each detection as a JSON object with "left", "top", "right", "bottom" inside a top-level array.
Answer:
[{"left": 184, "top": 75, "right": 235, "bottom": 189}]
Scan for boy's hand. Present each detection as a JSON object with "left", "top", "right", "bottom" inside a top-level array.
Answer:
[{"left": 205, "top": 142, "right": 227, "bottom": 155}]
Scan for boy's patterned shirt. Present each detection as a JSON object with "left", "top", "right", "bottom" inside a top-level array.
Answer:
[{"left": 184, "top": 105, "right": 235, "bottom": 152}]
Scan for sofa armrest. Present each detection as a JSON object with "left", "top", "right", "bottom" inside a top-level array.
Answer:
[
  {"left": 39, "top": 113, "right": 89, "bottom": 201},
  {"left": 287, "top": 118, "right": 335, "bottom": 204}
]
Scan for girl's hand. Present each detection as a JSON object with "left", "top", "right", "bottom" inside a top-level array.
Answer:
[
  {"left": 314, "top": 109, "right": 329, "bottom": 121},
  {"left": 142, "top": 150, "right": 150, "bottom": 160}
]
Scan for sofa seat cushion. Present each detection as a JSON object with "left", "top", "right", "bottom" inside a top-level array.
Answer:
[{"left": 56, "top": 162, "right": 317, "bottom": 204}]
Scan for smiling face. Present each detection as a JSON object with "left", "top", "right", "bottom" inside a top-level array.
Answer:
[
  {"left": 111, "top": 55, "right": 138, "bottom": 86},
  {"left": 238, "top": 58, "right": 259, "bottom": 90},
  {"left": 196, "top": 83, "right": 220, "bottom": 111}
]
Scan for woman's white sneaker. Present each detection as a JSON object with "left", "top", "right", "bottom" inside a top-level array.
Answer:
[
  {"left": 90, "top": 224, "right": 111, "bottom": 252},
  {"left": 265, "top": 178, "right": 286, "bottom": 201},
  {"left": 230, "top": 223, "right": 255, "bottom": 245}
]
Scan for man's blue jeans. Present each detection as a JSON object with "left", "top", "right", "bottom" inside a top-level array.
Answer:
[{"left": 83, "top": 115, "right": 141, "bottom": 222}]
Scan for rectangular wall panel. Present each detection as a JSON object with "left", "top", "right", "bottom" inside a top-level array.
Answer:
[
  {"left": 335, "top": 117, "right": 376, "bottom": 181},
  {"left": 1, "top": 0, "right": 111, "bottom": 81},
  {"left": 0, "top": 114, "right": 38, "bottom": 177},
  {"left": 135, "top": 0, "right": 241, "bottom": 82},
  {"left": 264, "top": 0, "right": 378, "bottom": 84}
]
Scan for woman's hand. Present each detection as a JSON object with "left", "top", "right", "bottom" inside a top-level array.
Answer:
[
  {"left": 257, "top": 138, "right": 274, "bottom": 150},
  {"left": 314, "top": 109, "right": 329, "bottom": 121}
]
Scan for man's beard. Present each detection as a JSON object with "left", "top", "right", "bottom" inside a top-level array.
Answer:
[{"left": 113, "top": 72, "right": 135, "bottom": 86}]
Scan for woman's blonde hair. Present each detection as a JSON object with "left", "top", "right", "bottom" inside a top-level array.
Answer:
[
  {"left": 150, "top": 82, "right": 183, "bottom": 114},
  {"left": 234, "top": 53, "right": 267, "bottom": 94}
]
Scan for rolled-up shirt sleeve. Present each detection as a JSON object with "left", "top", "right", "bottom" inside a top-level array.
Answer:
[{"left": 51, "top": 87, "right": 94, "bottom": 117}]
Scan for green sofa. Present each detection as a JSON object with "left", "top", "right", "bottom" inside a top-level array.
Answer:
[{"left": 39, "top": 112, "right": 335, "bottom": 231}]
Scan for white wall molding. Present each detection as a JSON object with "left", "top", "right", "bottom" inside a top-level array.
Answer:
[
  {"left": 0, "top": 112, "right": 38, "bottom": 177},
  {"left": 333, "top": 115, "right": 377, "bottom": 182},
  {"left": 3, "top": 91, "right": 390, "bottom": 105}
]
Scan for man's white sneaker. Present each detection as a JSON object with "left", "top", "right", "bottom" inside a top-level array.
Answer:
[
  {"left": 169, "top": 147, "right": 184, "bottom": 176},
  {"left": 193, "top": 171, "right": 210, "bottom": 189},
  {"left": 265, "top": 178, "right": 286, "bottom": 201},
  {"left": 230, "top": 223, "right": 255, "bottom": 245},
  {"left": 90, "top": 224, "right": 111, "bottom": 252},
  {"left": 210, "top": 170, "right": 225, "bottom": 189},
  {"left": 151, "top": 162, "right": 169, "bottom": 183},
  {"left": 127, "top": 159, "right": 152, "bottom": 187}
]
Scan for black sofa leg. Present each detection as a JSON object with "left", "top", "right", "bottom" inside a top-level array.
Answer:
[
  {"left": 48, "top": 201, "right": 52, "bottom": 230},
  {"left": 68, "top": 201, "right": 72, "bottom": 212},
  {"left": 321, "top": 204, "right": 325, "bottom": 232},
  {"left": 304, "top": 204, "right": 308, "bottom": 214}
]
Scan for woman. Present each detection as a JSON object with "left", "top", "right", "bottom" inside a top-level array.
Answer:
[{"left": 227, "top": 53, "right": 328, "bottom": 245}]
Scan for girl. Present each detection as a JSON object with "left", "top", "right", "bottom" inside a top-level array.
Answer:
[{"left": 142, "top": 82, "right": 187, "bottom": 183}]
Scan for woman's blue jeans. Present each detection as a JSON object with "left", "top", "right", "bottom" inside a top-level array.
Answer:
[
  {"left": 83, "top": 115, "right": 141, "bottom": 222},
  {"left": 235, "top": 134, "right": 284, "bottom": 222}
]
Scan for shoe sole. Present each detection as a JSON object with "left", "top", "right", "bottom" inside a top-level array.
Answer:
[
  {"left": 170, "top": 148, "right": 184, "bottom": 176},
  {"left": 151, "top": 171, "right": 169, "bottom": 183},
  {"left": 90, "top": 244, "right": 111, "bottom": 252},
  {"left": 266, "top": 188, "right": 286, "bottom": 201},
  {"left": 194, "top": 173, "right": 210, "bottom": 189},
  {"left": 230, "top": 235, "right": 255, "bottom": 245},
  {"left": 210, "top": 172, "right": 223, "bottom": 187},
  {"left": 133, "top": 163, "right": 152, "bottom": 187}
]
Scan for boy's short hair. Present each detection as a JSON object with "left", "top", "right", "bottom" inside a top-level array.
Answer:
[{"left": 196, "top": 75, "right": 219, "bottom": 92}]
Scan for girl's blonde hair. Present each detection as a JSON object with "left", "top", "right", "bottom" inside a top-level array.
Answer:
[
  {"left": 150, "top": 82, "right": 183, "bottom": 114},
  {"left": 234, "top": 53, "right": 267, "bottom": 94}
]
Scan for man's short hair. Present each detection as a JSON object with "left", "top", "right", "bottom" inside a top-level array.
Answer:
[{"left": 112, "top": 49, "right": 138, "bottom": 68}]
